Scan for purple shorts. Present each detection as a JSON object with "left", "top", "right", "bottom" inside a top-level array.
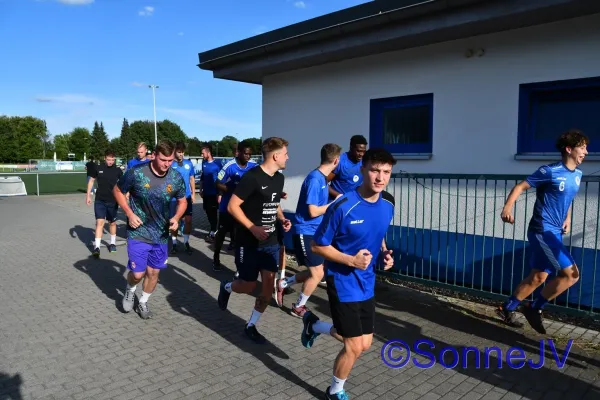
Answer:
[{"left": 127, "top": 239, "right": 169, "bottom": 272}]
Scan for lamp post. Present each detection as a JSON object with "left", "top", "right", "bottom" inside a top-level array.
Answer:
[{"left": 148, "top": 84, "right": 159, "bottom": 147}]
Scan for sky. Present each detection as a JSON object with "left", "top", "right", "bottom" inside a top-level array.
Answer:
[{"left": 0, "top": 0, "right": 370, "bottom": 141}]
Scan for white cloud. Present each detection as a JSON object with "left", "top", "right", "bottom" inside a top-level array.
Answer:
[
  {"left": 294, "top": 1, "right": 306, "bottom": 8},
  {"left": 35, "top": 94, "right": 100, "bottom": 105},
  {"left": 55, "top": 0, "right": 94, "bottom": 4},
  {"left": 160, "top": 108, "right": 260, "bottom": 131},
  {"left": 138, "top": 6, "right": 154, "bottom": 17},
  {"left": 130, "top": 81, "right": 146, "bottom": 87}
]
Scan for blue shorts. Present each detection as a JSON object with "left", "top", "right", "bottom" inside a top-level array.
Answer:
[
  {"left": 94, "top": 201, "right": 118, "bottom": 222},
  {"left": 127, "top": 239, "right": 169, "bottom": 272},
  {"left": 235, "top": 245, "right": 279, "bottom": 282},
  {"left": 170, "top": 197, "right": 193, "bottom": 217},
  {"left": 527, "top": 230, "right": 576, "bottom": 274},
  {"left": 292, "top": 234, "right": 324, "bottom": 267}
]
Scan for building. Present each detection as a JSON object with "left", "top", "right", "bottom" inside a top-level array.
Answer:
[{"left": 198, "top": 0, "right": 600, "bottom": 313}]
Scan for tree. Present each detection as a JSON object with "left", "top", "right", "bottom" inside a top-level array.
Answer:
[
  {"left": 90, "top": 121, "right": 110, "bottom": 159},
  {"left": 187, "top": 138, "right": 203, "bottom": 155},
  {"left": 68, "top": 127, "right": 91, "bottom": 160},
  {"left": 128, "top": 120, "right": 154, "bottom": 154},
  {"left": 53, "top": 134, "right": 70, "bottom": 160},
  {"left": 158, "top": 119, "right": 186, "bottom": 144},
  {"left": 119, "top": 118, "right": 133, "bottom": 158},
  {"left": 0, "top": 116, "right": 18, "bottom": 163},
  {"left": 0, "top": 116, "right": 47, "bottom": 162}
]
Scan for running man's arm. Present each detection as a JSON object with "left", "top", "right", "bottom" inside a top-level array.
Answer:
[
  {"left": 170, "top": 177, "right": 188, "bottom": 231},
  {"left": 311, "top": 204, "right": 371, "bottom": 269},
  {"left": 563, "top": 204, "right": 573, "bottom": 234},
  {"left": 306, "top": 176, "right": 330, "bottom": 218},
  {"left": 216, "top": 165, "right": 229, "bottom": 194},
  {"left": 227, "top": 173, "right": 254, "bottom": 229},
  {"left": 113, "top": 169, "right": 136, "bottom": 217},
  {"left": 189, "top": 165, "right": 196, "bottom": 201},
  {"left": 86, "top": 177, "right": 95, "bottom": 205}
]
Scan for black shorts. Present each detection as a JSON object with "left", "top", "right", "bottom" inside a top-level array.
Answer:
[
  {"left": 218, "top": 211, "right": 235, "bottom": 232},
  {"left": 292, "top": 234, "right": 324, "bottom": 267},
  {"left": 170, "top": 197, "right": 193, "bottom": 217},
  {"left": 326, "top": 275, "right": 375, "bottom": 338},
  {"left": 203, "top": 194, "right": 218, "bottom": 211},
  {"left": 235, "top": 245, "right": 280, "bottom": 282},
  {"left": 94, "top": 201, "right": 118, "bottom": 222}
]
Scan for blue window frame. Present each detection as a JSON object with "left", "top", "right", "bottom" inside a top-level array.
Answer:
[
  {"left": 369, "top": 93, "right": 433, "bottom": 154},
  {"left": 518, "top": 77, "right": 600, "bottom": 154}
]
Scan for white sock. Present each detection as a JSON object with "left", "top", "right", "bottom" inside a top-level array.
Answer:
[
  {"left": 247, "top": 309, "right": 262, "bottom": 327},
  {"left": 330, "top": 376, "right": 346, "bottom": 395},
  {"left": 295, "top": 292, "right": 310, "bottom": 307},
  {"left": 224, "top": 282, "right": 233, "bottom": 293},
  {"left": 139, "top": 291, "right": 152, "bottom": 303},
  {"left": 110, "top": 235, "right": 116, "bottom": 245},
  {"left": 172, "top": 236, "right": 177, "bottom": 244},
  {"left": 280, "top": 275, "right": 296, "bottom": 289},
  {"left": 95, "top": 238, "right": 101, "bottom": 248},
  {"left": 183, "top": 234, "right": 190, "bottom": 244},
  {"left": 126, "top": 284, "right": 137, "bottom": 293},
  {"left": 312, "top": 321, "right": 333, "bottom": 335}
]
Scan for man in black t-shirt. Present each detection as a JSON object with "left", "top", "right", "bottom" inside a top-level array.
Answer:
[
  {"left": 86, "top": 149, "right": 123, "bottom": 258},
  {"left": 218, "top": 137, "right": 292, "bottom": 343},
  {"left": 85, "top": 157, "right": 97, "bottom": 195}
]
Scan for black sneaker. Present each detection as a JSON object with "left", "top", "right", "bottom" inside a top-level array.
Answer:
[
  {"left": 92, "top": 247, "right": 100, "bottom": 258},
  {"left": 522, "top": 303, "right": 547, "bottom": 334},
  {"left": 185, "top": 242, "right": 192, "bottom": 255},
  {"left": 108, "top": 244, "right": 117, "bottom": 253},
  {"left": 170, "top": 243, "right": 178, "bottom": 255},
  {"left": 213, "top": 259, "right": 222, "bottom": 272},
  {"left": 244, "top": 324, "right": 266, "bottom": 344},
  {"left": 218, "top": 280, "right": 231, "bottom": 310},
  {"left": 301, "top": 311, "right": 321, "bottom": 348},
  {"left": 495, "top": 305, "right": 524, "bottom": 328}
]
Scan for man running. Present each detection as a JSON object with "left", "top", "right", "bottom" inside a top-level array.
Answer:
[
  {"left": 86, "top": 149, "right": 123, "bottom": 257},
  {"left": 213, "top": 141, "right": 257, "bottom": 271},
  {"left": 275, "top": 143, "right": 342, "bottom": 316},
  {"left": 113, "top": 140, "right": 187, "bottom": 319},
  {"left": 127, "top": 142, "right": 149, "bottom": 169},
  {"left": 300, "top": 148, "right": 396, "bottom": 400},
  {"left": 496, "top": 129, "right": 588, "bottom": 334},
  {"left": 170, "top": 142, "right": 196, "bottom": 255},
  {"left": 199, "top": 143, "right": 222, "bottom": 242},
  {"left": 217, "top": 137, "right": 291, "bottom": 343},
  {"left": 327, "top": 135, "right": 367, "bottom": 200},
  {"left": 85, "top": 156, "right": 96, "bottom": 195}
]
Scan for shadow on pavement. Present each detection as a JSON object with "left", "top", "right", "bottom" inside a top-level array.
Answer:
[{"left": 0, "top": 372, "right": 23, "bottom": 400}]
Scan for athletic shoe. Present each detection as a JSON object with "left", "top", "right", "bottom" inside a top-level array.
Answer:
[
  {"left": 301, "top": 311, "right": 320, "bottom": 348},
  {"left": 325, "top": 387, "right": 349, "bottom": 400},
  {"left": 170, "top": 243, "right": 178, "bottom": 255},
  {"left": 320, "top": 279, "right": 327, "bottom": 286},
  {"left": 495, "top": 305, "right": 524, "bottom": 328},
  {"left": 234, "top": 271, "right": 239, "bottom": 279},
  {"left": 108, "top": 244, "right": 117, "bottom": 253},
  {"left": 92, "top": 247, "right": 100, "bottom": 258},
  {"left": 218, "top": 280, "right": 231, "bottom": 310},
  {"left": 244, "top": 324, "right": 266, "bottom": 344},
  {"left": 274, "top": 279, "right": 285, "bottom": 307},
  {"left": 522, "top": 303, "right": 546, "bottom": 334},
  {"left": 122, "top": 290, "right": 135, "bottom": 313},
  {"left": 290, "top": 304, "right": 310, "bottom": 319},
  {"left": 185, "top": 242, "right": 192, "bottom": 255},
  {"left": 212, "top": 259, "right": 222, "bottom": 272},
  {"left": 137, "top": 301, "right": 153, "bottom": 319}
]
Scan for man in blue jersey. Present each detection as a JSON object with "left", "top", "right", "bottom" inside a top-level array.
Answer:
[
  {"left": 213, "top": 141, "right": 257, "bottom": 271},
  {"left": 327, "top": 135, "right": 367, "bottom": 200},
  {"left": 169, "top": 142, "right": 196, "bottom": 255},
  {"left": 127, "top": 142, "right": 150, "bottom": 170},
  {"left": 275, "top": 143, "right": 342, "bottom": 317},
  {"left": 497, "top": 129, "right": 588, "bottom": 334},
  {"left": 199, "top": 143, "right": 223, "bottom": 242},
  {"left": 301, "top": 148, "right": 396, "bottom": 400}
]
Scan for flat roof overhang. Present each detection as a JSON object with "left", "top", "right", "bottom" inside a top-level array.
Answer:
[{"left": 197, "top": 0, "right": 600, "bottom": 84}]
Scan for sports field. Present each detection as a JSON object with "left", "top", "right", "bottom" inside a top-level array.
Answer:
[{"left": 0, "top": 172, "right": 87, "bottom": 195}]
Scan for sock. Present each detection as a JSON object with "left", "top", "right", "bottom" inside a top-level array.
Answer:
[
  {"left": 532, "top": 294, "right": 549, "bottom": 310},
  {"left": 295, "top": 292, "right": 310, "bottom": 307},
  {"left": 95, "top": 238, "right": 101, "bottom": 248},
  {"left": 126, "top": 284, "right": 137, "bottom": 292},
  {"left": 329, "top": 376, "right": 346, "bottom": 395},
  {"left": 139, "top": 291, "right": 152, "bottom": 303},
  {"left": 284, "top": 275, "right": 296, "bottom": 288},
  {"left": 503, "top": 295, "right": 521, "bottom": 311},
  {"left": 183, "top": 234, "right": 190, "bottom": 244},
  {"left": 172, "top": 236, "right": 177, "bottom": 244},
  {"left": 312, "top": 321, "right": 333, "bottom": 335},
  {"left": 247, "top": 309, "right": 262, "bottom": 327},
  {"left": 224, "top": 282, "right": 233, "bottom": 293},
  {"left": 110, "top": 235, "right": 116, "bottom": 245}
]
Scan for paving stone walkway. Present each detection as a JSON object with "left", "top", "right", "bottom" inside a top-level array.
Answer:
[{"left": 1, "top": 194, "right": 600, "bottom": 399}]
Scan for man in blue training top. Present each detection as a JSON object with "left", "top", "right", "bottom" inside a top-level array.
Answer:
[
  {"left": 169, "top": 142, "right": 196, "bottom": 255},
  {"left": 497, "top": 129, "right": 588, "bottom": 334},
  {"left": 127, "top": 142, "right": 150, "bottom": 170},
  {"left": 327, "top": 135, "right": 367, "bottom": 200},
  {"left": 275, "top": 143, "right": 342, "bottom": 317},
  {"left": 301, "top": 148, "right": 396, "bottom": 400},
  {"left": 113, "top": 140, "right": 187, "bottom": 320},
  {"left": 199, "top": 143, "right": 223, "bottom": 242},
  {"left": 213, "top": 141, "right": 257, "bottom": 271}
]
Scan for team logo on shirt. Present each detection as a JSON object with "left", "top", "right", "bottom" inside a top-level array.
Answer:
[
  {"left": 575, "top": 176, "right": 581, "bottom": 186},
  {"left": 353, "top": 175, "right": 359, "bottom": 182},
  {"left": 166, "top": 184, "right": 172, "bottom": 193},
  {"left": 144, "top": 183, "right": 150, "bottom": 189},
  {"left": 184, "top": 164, "right": 189, "bottom": 169}
]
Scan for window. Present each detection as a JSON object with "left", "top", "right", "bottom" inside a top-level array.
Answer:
[
  {"left": 517, "top": 77, "right": 600, "bottom": 154},
  {"left": 369, "top": 93, "right": 433, "bottom": 155}
]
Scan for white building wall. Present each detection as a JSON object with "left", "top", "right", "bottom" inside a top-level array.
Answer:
[{"left": 265, "top": 14, "right": 600, "bottom": 250}]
